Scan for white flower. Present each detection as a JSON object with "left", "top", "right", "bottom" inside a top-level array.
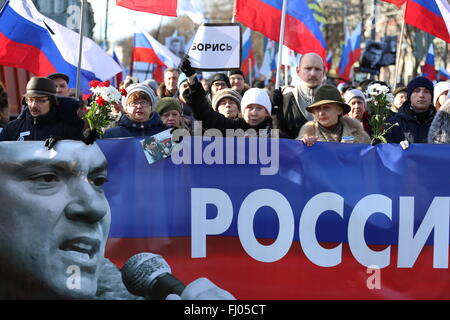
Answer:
[
  {"left": 366, "top": 83, "right": 390, "bottom": 97},
  {"left": 91, "top": 85, "right": 122, "bottom": 103}
]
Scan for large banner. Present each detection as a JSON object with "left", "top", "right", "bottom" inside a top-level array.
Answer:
[{"left": 97, "top": 137, "right": 450, "bottom": 300}]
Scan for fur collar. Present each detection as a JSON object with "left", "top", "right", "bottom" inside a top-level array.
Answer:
[{"left": 297, "top": 116, "right": 371, "bottom": 144}]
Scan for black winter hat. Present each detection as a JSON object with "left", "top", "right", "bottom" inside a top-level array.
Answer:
[
  {"left": 406, "top": 76, "right": 434, "bottom": 101},
  {"left": 229, "top": 70, "right": 244, "bottom": 77},
  {"left": 209, "top": 73, "right": 231, "bottom": 89},
  {"left": 24, "top": 77, "right": 56, "bottom": 97}
]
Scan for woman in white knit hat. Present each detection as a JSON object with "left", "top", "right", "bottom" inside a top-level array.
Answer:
[
  {"left": 103, "top": 83, "right": 167, "bottom": 138},
  {"left": 178, "top": 56, "right": 285, "bottom": 137}
]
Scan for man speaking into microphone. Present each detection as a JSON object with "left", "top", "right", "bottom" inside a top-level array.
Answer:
[{"left": 0, "top": 140, "right": 234, "bottom": 300}]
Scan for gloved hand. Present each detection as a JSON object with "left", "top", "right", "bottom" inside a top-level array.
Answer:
[
  {"left": 179, "top": 55, "right": 196, "bottom": 77},
  {"left": 82, "top": 128, "right": 100, "bottom": 145},
  {"left": 44, "top": 135, "right": 62, "bottom": 150}
]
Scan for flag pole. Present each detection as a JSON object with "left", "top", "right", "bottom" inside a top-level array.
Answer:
[
  {"left": 130, "top": 20, "right": 136, "bottom": 77},
  {"left": 393, "top": 3, "right": 406, "bottom": 91},
  {"left": 75, "top": 0, "right": 86, "bottom": 98},
  {"left": 275, "top": 0, "right": 288, "bottom": 89}
]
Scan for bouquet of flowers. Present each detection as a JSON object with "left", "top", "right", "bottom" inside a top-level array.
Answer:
[
  {"left": 84, "top": 80, "right": 127, "bottom": 135},
  {"left": 365, "top": 83, "right": 397, "bottom": 144}
]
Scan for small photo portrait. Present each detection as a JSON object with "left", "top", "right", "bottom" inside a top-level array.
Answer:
[{"left": 141, "top": 129, "right": 180, "bottom": 164}]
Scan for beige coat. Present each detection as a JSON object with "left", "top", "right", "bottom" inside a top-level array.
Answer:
[{"left": 297, "top": 116, "right": 371, "bottom": 144}]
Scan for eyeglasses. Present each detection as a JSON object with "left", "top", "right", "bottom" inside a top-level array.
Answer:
[
  {"left": 26, "top": 97, "right": 50, "bottom": 105},
  {"left": 129, "top": 100, "right": 150, "bottom": 107}
]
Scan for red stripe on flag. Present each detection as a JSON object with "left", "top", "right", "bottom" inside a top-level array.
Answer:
[
  {"left": 132, "top": 47, "right": 166, "bottom": 67},
  {"left": 235, "top": 0, "right": 326, "bottom": 59},
  {"left": 106, "top": 237, "right": 450, "bottom": 300},
  {"left": 0, "top": 32, "right": 56, "bottom": 76},
  {"left": 241, "top": 52, "right": 255, "bottom": 77},
  {"left": 380, "top": 0, "right": 406, "bottom": 8},
  {"left": 341, "top": 48, "right": 362, "bottom": 82},
  {"left": 116, "top": 0, "right": 177, "bottom": 16},
  {"left": 405, "top": 0, "right": 450, "bottom": 43}
]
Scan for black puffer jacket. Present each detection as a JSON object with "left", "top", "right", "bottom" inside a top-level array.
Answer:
[
  {"left": 385, "top": 101, "right": 436, "bottom": 143},
  {"left": 0, "top": 97, "right": 84, "bottom": 141},
  {"left": 184, "top": 77, "right": 286, "bottom": 138}
]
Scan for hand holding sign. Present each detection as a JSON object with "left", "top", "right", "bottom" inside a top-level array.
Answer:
[
  {"left": 179, "top": 55, "right": 196, "bottom": 77},
  {"left": 187, "top": 23, "right": 241, "bottom": 71}
]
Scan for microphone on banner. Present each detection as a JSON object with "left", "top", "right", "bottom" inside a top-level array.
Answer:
[{"left": 121, "top": 252, "right": 186, "bottom": 300}]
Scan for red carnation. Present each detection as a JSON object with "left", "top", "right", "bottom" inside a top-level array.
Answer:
[
  {"left": 119, "top": 88, "right": 127, "bottom": 96},
  {"left": 98, "top": 80, "right": 110, "bottom": 88},
  {"left": 89, "top": 80, "right": 101, "bottom": 88},
  {"left": 95, "top": 96, "right": 106, "bottom": 107}
]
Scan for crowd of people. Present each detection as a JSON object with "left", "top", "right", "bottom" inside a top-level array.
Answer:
[
  {"left": 1, "top": 51, "right": 450, "bottom": 147},
  {"left": 1, "top": 51, "right": 450, "bottom": 300}
]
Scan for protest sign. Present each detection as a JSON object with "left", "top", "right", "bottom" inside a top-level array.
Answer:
[{"left": 187, "top": 23, "right": 241, "bottom": 71}]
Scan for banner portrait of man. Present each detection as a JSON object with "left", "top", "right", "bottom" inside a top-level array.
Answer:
[
  {"left": 360, "top": 40, "right": 385, "bottom": 74},
  {"left": 380, "top": 36, "right": 397, "bottom": 67},
  {"left": 166, "top": 34, "right": 186, "bottom": 58}
]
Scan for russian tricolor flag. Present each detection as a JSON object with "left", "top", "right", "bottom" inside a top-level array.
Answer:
[
  {"left": 337, "top": 23, "right": 362, "bottom": 82},
  {"left": 234, "top": 0, "right": 326, "bottom": 59},
  {"left": 241, "top": 28, "right": 255, "bottom": 78},
  {"left": 405, "top": 0, "right": 450, "bottom": 43},
  {"left": 0, "top": 0, "right": 122, "bottom": 93},
  {"left": 421, "top": 43, "right": 437, "bottom": 82},
  {"left": 439, "top": 67, "right": 450, "bottom": 81},
  {"left": 133, "top": 32, "right": 180, "bottom": 82}
]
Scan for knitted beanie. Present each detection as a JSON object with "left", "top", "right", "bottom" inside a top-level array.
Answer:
[
  {"left": 241, "top": 88, "right": 272, "bottom": 115},
  {"left": 155, "top": 97, "right": 182, "bottom": 115},
  {"left": 125, "top": 83, "right": 157, "bottom": 106},
  {"left": 211, "top": 88, "right": 242, "bottom": 111},
  {"left": 407, "top": 76, "right": 434, "bottom": 101}
]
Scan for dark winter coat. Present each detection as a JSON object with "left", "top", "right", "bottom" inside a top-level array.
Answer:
[
  {"left": 0, "top": 96, "right": 84, "bottom": 141},
  {"left": 184, "top": 78, "right": 286, "bottom": 138},
  {"left": 385, "top": 101, "right": 436, "bottom": 144},
  {"left": 270, "top": 86, "right": 310, "bottom": 139},
  {"left": 102, "top": 112, "right": 168, "bottom": 138}
]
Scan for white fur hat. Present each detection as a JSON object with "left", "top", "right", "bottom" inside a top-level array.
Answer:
[
  {"left": 241, "top": 88, "right": 272, "bottom": 115},
  {"left": 434, "top": 81, "right": 450, "bottom": 106}
]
